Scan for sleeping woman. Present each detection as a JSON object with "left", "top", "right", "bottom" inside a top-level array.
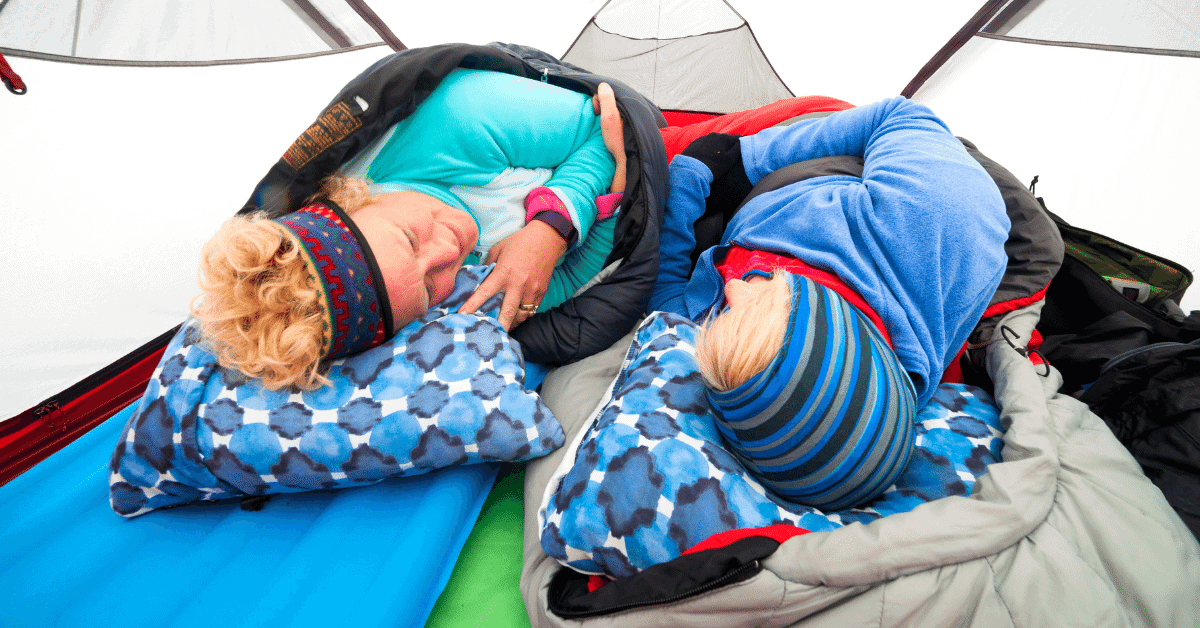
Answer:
[
  {"left": 649, "top": 97, "right": 1010, "bottom": 510},
  {"left": 191, "top": 70, "right": 626, "bottom": 391}
]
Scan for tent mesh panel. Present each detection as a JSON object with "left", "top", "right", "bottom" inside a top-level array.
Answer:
[
  {"left": 0, "top": 0, "right": 386, "bottom": 65},
  {"left": 983, "top": 0, "right": 1200, "bottom": 56},
  {"left": 564, "top": 22, "right": 793, "bottom": 114},
  {"left": 592, "top": 0, "right": 743, "bottom": 40}
]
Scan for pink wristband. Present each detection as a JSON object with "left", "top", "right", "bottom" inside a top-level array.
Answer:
[
  {"left": 524, "top": 187, "right": 572, "bottom": 224},
  {"left": 595, "top": 192, "right": 623, "bottom": 220}
]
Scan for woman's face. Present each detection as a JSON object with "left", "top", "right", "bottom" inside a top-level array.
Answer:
[{"left": 352, "top": 191, "right": 480, "bottom": 329}]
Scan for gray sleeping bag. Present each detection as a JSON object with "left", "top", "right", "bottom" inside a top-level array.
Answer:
[{"left": 519, "top": 302, "right": 1200, "bottom": 627}]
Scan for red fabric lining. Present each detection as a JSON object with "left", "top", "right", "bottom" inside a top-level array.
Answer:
[
  {"left": 717, "top": 246, "right": 894, "bottom": 348},
  {"left": 942, "top": 343, "right": 967, "bottom": 384},
  {"left": 684, "top": 524, "right": 811, "bottom": 555},
  {"left": 582, "top": 524, "right": 812, "bottom": 594},
  {"left": 586, "top": 575, "right": 610, "bottom": 593},
  {"left": 940, "top": 285, "right": 1052, "bottom": 383},
  {"left": 661, "top": 110, "right": 721, "bottom": 127},
  {"left": 660, "top": 96, "right": 855, "bottom": 159},
  {"left": 0, "top": 346, "right": 167, "bottom": 485},
  {"left": 1028, "top": 328, "right": 1045, "bottom": 365},
  {"left": 981, "top": 284, "right": 1049, "bottom": 320}
]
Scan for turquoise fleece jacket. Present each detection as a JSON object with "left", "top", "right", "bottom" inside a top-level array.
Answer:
[
  {"left": 365, "top": 68, "right": 613, "bottom": 244},
  {"left": 650, "top": 97, "right": 1009, "bottom": 405},
  {"left": 347, "top": 68, "right": 617, "bottom": 310}
]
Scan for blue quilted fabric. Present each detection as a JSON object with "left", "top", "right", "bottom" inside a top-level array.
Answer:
[
  {"left": 539, "top": 312, "right": 1005, "bottom": 578},
  {"left": 110, "top": 266, "right": 564, "bottom": 517}
]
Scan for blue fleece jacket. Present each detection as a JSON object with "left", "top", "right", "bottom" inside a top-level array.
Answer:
[{"left": 650, "top": 97, "right": 1009, "bottom": 405}]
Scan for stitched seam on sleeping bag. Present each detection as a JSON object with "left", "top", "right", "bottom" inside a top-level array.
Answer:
[
  {"left": 985, "top": 555, "right": 1019, "bottom": 628},
  {"left": 1054, "top": 432, "right": 1195, "bottom": 566},
  {"left": 759, "top": 579, "right": 790, "bottom": 628},
  {"left": 1042, "top": 514, "right": 1116, "bottom": 594},
  {"left": 878, "top": 577, "right": 886, "bottom": 628}
]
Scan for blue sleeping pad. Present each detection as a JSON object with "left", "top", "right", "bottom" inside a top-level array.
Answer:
[{"left": 0, "top": 400, "right": 498, "bottom": 628}]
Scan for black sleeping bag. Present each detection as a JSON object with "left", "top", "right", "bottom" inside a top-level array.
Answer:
[{"left": 240, "top": 42, "right": 668, "bottom": 366}]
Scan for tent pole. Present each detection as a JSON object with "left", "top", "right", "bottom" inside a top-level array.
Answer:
[
  {"left": 285, "top": 0, "right": 353, "bottom": 49},
  {"left": 345, "top": 1, "right": 406, "bottom": 51},
  {"left": 71, "top": 0, "right": 83, "bottom": 57},
  {"left": 900, "top": 0, "right": 1011, "bottom": 98}
]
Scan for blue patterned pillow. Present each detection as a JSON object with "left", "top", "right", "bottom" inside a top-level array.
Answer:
[
  {"left": 538, "top": 312, "right": 1005, "bottom": 578},
  {"left": 110, "top": 266, "right": 564, "bottom": 517}
]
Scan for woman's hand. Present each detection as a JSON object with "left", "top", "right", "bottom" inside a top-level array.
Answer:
[
  {"left": 593, "top": 83, "right": 626, "bottom": 194},
  {"left": 458, "top": 220, "right": 568, "bottom": 330}
]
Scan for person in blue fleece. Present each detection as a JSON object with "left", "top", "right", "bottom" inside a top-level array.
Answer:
[{"left": 649, "top": 97, "right": 1009, "bottom": 510}]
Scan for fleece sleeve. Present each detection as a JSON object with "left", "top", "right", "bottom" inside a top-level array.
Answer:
[
  {"left": 461, "top": 72, "right": 613, "bottom": 244},
  {"left": 539, "top": 123, "right": 614, "bottom": 243},
  {"left": 647, "top": 155, "right": 713, "bottom": 316},
  {"left": 741, "top": 97, "right": 1009, "bottom": 403},
  {"left": 366, "top": 70, "right": 614, "bottom": 244}
]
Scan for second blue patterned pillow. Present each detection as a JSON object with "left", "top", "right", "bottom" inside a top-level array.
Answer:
[{"left": 538, "top": 312, "right": 1005, "bottom": 578}]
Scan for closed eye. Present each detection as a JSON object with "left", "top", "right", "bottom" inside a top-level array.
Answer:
[{"left": 403, "top": 228, "right": 420, "bottom": 257}]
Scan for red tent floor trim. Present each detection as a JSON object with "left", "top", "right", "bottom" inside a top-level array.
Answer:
[{"left": 0, "top": 326, "right": 179, "bottom": 485}]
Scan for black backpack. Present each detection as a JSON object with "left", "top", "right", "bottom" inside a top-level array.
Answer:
[
  {"left": 1035, "top": 209, "right": 1200, "bottom": 541},
  {"left": 1077, "top": 340, "right": 1200, "bottom": 541},
  {"left": 1037, "top": 211, "right": 1200, "bottom": 393}
]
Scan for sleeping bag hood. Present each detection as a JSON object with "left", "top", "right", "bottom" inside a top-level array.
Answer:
[{"left": 239, "top": 42, "right": 668, "bottom": 366}]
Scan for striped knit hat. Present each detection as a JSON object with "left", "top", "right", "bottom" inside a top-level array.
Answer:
[
  {"left": 272, "top": 202, "right": 394, "bottom": 360},
  {"left": 707, "top": 274, "right": 916, "bottom": 511}
]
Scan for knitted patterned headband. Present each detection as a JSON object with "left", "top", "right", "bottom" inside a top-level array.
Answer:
[
  {"left": 706, "top": 273, "right": 917, "bottom": 511},
  {"left": 272, "top": 202, "right": 394, "bottom": 360}
]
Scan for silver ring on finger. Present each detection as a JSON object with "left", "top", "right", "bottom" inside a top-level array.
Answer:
[{"left": 518, "top": 303, "right": 538, "bottom": 312}]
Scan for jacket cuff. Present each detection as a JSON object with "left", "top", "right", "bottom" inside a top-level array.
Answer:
[
  {"left": 595, "top": 192, "right": 623, "bottom": 220},
  {"left": 525, "top": 186, "right": 572, "bottom": 223},
  {"left": 531, "top": 210, "right": 578, "bottom": 247}
]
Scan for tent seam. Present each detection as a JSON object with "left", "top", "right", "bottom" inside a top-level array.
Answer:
[
  {"left": 0, "top": 43, "right": 388, "bottom": 67},
  {"left": 587, "top": 22, "right": 750, "bottom": 42},
  {"left": 976, "top": 32, "right": 1200, "bottom": 59}
]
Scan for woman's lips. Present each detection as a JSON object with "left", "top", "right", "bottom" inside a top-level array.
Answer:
[{"left": 453, "top": 215, "right": 479, "bottom": 260}]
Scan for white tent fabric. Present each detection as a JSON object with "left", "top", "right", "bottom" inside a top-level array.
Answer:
[
  {"left": 2, "top": 0, "right": 1196, "bottom": 423},
  {"left": 0, "top": 0, "right": 384, "bottom": 62},
  {"left": 0, "top": 0, "right": 1029, "bottom": 421},
  {"left": 980, "top": 0, "right": 1200, "bottom": 52},
  {"left": 912, "top": 0, "right": 1200, "bottom": 315},
  {"left": 0, "top": 48, "right": 393, "bottom": 420},
  {"left": 372, "top": 0, "right": 978, "bottom": 110}
]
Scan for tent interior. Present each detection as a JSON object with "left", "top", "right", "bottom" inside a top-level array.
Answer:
[
  {"left": 9, "top": 0, "right": 1196, "bottom": 426},
  {"left": 1, "top": 0, "right": 1198, "bottom": 626}
]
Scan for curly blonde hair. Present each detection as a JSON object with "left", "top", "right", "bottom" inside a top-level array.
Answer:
[
  {"left": 310, "top": 173, "right": 371, "bottom": 213},
  {"left": 695, "top": 272, "right": 792, "bottom": 392},
  {"left": 191, "top": 175, "right": 373, "bottom": 390}
]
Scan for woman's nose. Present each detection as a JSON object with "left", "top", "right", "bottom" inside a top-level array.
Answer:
[
  {"left": 425, "top": 229, "right": 460, "bottom": 269},
  {"left": 416, "top": 228, "right": 463, "bottom": 295}
]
